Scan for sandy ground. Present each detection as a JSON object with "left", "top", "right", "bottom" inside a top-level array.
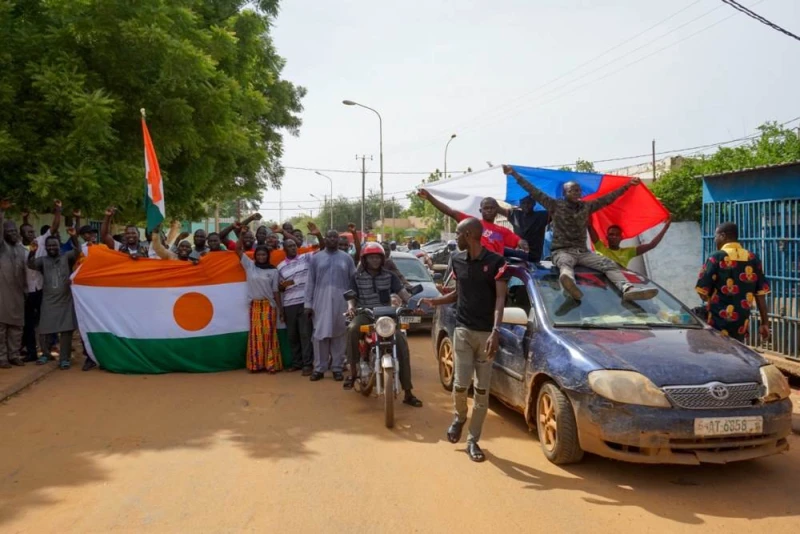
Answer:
[{"left": 2, "top": 333, "right": 799, "bottom": 534}]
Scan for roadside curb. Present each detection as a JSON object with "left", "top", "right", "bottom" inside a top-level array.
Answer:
[
  {"left": 763, "top": 352, "right": 800, "bottom": 378},
  {"left": 0, "top": 362, "right": 58, "bottom": 403}
]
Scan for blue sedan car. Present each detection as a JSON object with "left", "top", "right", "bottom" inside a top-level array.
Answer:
[{"left": 431, "top": 261, "right": 792, "bottom": 465}]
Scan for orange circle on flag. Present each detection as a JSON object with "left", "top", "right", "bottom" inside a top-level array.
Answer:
[{"left": 173, "top": 292, "right": 214, "bottom": 331}]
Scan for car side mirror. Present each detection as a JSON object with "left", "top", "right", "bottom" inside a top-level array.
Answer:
[
  {"left": 503, "top": 307, "right": 528, "bottom": 327},
  {"left": 410, "top": 284, "right": 424, "bottom": 295},
  {"left": 433, "top": 273, "right": 443, "bottom": 282},
  {"left": 343, "top": 290, "right": 357, "bottom": 301}
]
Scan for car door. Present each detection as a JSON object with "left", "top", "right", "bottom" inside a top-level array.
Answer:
[{"left": 492, "top": 271, "right": 532, "bottom": 408}]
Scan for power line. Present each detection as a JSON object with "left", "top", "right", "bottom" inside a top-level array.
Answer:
[
  {"left": 721, "top": 0, "right": 800, "bottom": 41},
  {"left": 283, "top": 166, "right": 470, "bottom": 176}
]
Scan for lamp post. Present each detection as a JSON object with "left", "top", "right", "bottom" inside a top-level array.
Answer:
[
  {"left": 310, "top": 194, "right": 324, "bottom": 224},
  {"left": 444, "top": 133, "right": 457, "bottom": 236},
  {"left": 314, "top": 171, "right": 335, "bottom": 230},
  {"left": 343, "top": 99, "right": 384, "bottom": 230}
]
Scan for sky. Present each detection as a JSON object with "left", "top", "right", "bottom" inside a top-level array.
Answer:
[{"left": 263, "top": 0, "right": 800, "bottom": 222}]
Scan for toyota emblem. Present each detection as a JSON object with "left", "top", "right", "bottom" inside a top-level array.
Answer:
[{"left": 708, "top": 383, "right": 730, "bottom": 400}]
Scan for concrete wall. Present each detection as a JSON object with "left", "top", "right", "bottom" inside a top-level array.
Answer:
[{"left": 640, "top": 221, "right": 703, "bottom": 308}]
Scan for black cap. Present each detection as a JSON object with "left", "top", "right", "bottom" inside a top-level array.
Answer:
[{"left": 78, "top": 225, "right": 94, "bottom": 235}]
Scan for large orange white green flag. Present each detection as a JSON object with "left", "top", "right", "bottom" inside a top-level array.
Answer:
[
  {"left": 72, "top": 247, "right": 248, "bottom": 373},
  {"left": 142, "top": 110, "right": 165, "bottom": 231}
]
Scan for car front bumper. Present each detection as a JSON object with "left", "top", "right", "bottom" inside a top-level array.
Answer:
[{"left": 569, "top": 392, "right": 792, "bottom": 465}]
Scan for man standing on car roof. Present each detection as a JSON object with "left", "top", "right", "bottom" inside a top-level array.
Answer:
[{"left": 421, "top": 217, "right": 509, "bottom": 463}]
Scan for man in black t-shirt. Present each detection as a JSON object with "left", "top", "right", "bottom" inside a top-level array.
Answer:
[{"left": 421, "top": 218, "right": 509, "bottom": 463}]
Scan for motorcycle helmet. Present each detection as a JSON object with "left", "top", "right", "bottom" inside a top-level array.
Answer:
[{"left": 361, "top": 242, "right": 385, "bottom": 257}]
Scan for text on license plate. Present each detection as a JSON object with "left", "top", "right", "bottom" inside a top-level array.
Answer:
[
  {"left": 693, "top": 416, "right": 763, "bottom": 437},
  {"left": 400, "top": 316, "right": 422, "bottom": 324}
]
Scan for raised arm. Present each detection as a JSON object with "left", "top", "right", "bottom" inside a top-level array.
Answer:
[
  {"left": 348, "top": 223, "right": 361, "bottom": 264},
  {"left": 586, "top": 178, "right": 639, "bottom": 213},
  {"left": 234, "top": 233, "right": 245, "bottom": 259},
  {"left": 496, "top": 204, "right": 511, "bottom": 218},
  {"left": 502, "top": 165, "right": 558, "bottom": 211},
  {"left": 417, "top": 189, "right": 460, "bottom": 221},
  {"left": 306, "top": 222, "right": 324, "bottom": 254},
  {"left": 636, "top": 216, "right": 671, "bottom": 255},
  {"left": 587, "top": 223, "right": 600, "bottom": 245},
  {"left": 26, "top": 241, "right": 40, "bottom": 271},
  {"left": 151, "top": 230, "right": 176, "bottom": 260},
  {"left": 49, "top": 199, "right": 62, "bottom": 235},
  {"left": 100, "top": 206, "right": 117, "bottom": 249}
]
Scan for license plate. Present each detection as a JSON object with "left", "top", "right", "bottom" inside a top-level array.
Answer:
[
  {"left": 693, "top": 416, "right": 763, "bottom": 437},
  {"left": 399, "top": 316, "right": 422, "bottom": 324}
]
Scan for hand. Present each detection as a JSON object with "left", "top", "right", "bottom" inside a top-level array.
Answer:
[
  {"left": 279, "top": 280, "right": 295, "bottom": 289},
  {"left": 0, "top": 199, "right": 12, "bottom": 210},
  {"left": 501, "top": 164, "right": 514, "bottom": 175},
  {"left": 279, "top": 312, "right": 285, "bottom": 323},
  {"left": 253, "top": 213, "right": 263, "bottom": 221},
  {"left": 307, "top": 221, "right": 319, "bottom": 234},
  {"left": 72, "top": 209, "right": 82, "bottom": 218},
  {"left": 759, "top": 324, "right": 770, "bottom": 341},
  {"left": 305, "top": 308, "right": 314, "bottom": 320},
  {"left": 485, "top": 331, "right": 500, "bottom": 360},
  {"left": 29, "top": 241, "right": 38, "bottom": 253},
  {"left": 417, "top": 189, "right": 429, "bottom": 200},
  {"left": 345, "top": 308, "right": 356, "bottom": 320},
  {"left": 270, "top": 223, "right": 280, "bottom": 233},
  {"left": 518, "top": 239, "right": 529, "bottom": 253},
  {"left": 630, "top": 177, "right": 641, "bottom": 186},
  {"left": 419, "top": 298, "right": 435, "bottom": 308},
  {"left": 54, "top": 199, "right": 62, "bottom": 210},
  {"left": 177, "top": 231, "right": 190, "bottom": 241},
  {"left": 105, "top": 206, "right": 116, "bottom": 217},
  {"left": 66, "top": 227, "right": 76, "bottom": 237}
]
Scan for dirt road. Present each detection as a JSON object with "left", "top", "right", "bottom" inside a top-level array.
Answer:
[{"left": 2, "top": 333, "right": 799, "bottom": 533}]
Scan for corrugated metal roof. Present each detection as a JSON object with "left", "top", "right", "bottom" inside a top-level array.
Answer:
[{"left": 701, "top": 160, "right": 800, "bottom": 179}]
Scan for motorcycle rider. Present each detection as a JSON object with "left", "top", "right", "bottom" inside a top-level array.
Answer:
[{"left": 344, "top": 243, "right": 423, "bottom": 408}]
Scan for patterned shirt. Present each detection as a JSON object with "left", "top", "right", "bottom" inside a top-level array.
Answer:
[
  {"left": 695, "top": 242, "right": 770, "bottom": 341},
  {"left": 350, "top": 268, "right": 403, "bottom": 308},
  {"left": 277, "top": 253, "right": 312, "bottom": 307},
  {"left": 514, "top": 177, "right": 632, "bottom": 252}
]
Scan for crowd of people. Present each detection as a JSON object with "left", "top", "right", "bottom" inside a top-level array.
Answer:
[{"left": 0, "top": 166, "right": 771, "bottom": 463}]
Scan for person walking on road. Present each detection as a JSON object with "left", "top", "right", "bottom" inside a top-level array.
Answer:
[
  {"left": 695, "top": 221, "right": 771, "bottom": 342},
  {"left": 305, "top": 230, "right": 355, "bottom": 382},
  {"left": 277, "top": 238, "right": 314, "bottom": 375},
  {"left": 421, "top": 217, "right": 509, "bottom": 463},
  {"left": 0, "top": 200, "right": 28, "bottom": 369}
]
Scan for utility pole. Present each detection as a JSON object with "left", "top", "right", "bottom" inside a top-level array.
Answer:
[
  {"left": 279, "top": 188, "right": 283, "bottom": 223},
  {"left": 391, "top": 196, "right": 396, "bottom": 242},
  {"left": 356, "top": 154, "right": 372, "bottom": 236},
  {"left": 651, "top": 139, "right": 657, "bottom": 182},
  {"left": 214, "top": 203, "right": 220, "bottom": 233}
]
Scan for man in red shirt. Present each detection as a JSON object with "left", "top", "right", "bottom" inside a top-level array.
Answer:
[{"left": 417, "top": 189, "right": 527, "bottom": 256}]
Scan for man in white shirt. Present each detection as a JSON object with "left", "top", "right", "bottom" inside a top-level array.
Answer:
[{"left": 277, "top": 239, "right": 314, "bottom": 375}]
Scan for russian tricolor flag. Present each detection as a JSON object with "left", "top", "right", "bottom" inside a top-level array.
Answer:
[{"left": 425, "top": 165, "right": 669, "bottom": 241}]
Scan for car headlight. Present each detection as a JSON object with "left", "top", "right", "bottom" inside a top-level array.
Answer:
[
  {"left": 374, "top": 316, "right": 396, "bottom": 338},
  {"left": 760, "top": 365, "right": 790, "bottom": 402},
  {"left": 588, "top": 370, "right": 671, "bottom": 408}
]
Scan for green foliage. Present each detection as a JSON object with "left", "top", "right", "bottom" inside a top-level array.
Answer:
[
  {"left": 0, "top": 0, "right": 304, "bottom": 222},
  {"left": 404, "top": 170, "right": 445, "bottom": 238},
  {"left": 314, "top": 192, "right": 404, "bottom": 233},
  {"left": 559, "top": 158, "right": 596, "bottom": 173},
  {"left": 651, "top": 122, "right": 800, "bottom": 222}
]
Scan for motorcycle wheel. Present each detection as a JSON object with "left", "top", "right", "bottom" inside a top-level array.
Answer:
[{"left": 384, "top": 368, "right": 395, "bottom": 429}]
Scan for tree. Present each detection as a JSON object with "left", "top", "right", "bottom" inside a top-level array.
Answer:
[
  {"left": 0, "top": 0, "right": 304, "bottom": 223},
  {"left": 651, "top": 122, "right": 800, "bottom": 222},
  {"left": 314, "top": 192, "right": 404, "bottom": 233},
  {"left": 559, "top": 159, "right": 596, "bottom": 173}
]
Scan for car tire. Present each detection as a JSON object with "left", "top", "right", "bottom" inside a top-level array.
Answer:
[
  {"left": 438, "top": 336, "right": 455, "bottom": 392},
  {"left": 536, "top": 382, "right": 584, "bottom": 465}
]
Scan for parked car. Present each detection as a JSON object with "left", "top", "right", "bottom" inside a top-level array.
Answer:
[
  {"left": 390, "top": 252, "right": 440, "bottom": 330},
  {"left": 431, "top": 261, "right": 792, "bottom": 465}
]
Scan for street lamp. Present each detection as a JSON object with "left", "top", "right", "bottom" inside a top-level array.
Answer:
[
  {"left": 343, "top": 99, "right": 384, "bottom": 233},
  {"left": 444, "top": 133, "right": 457, "bottom": 235},
  {"left": 314, "top": 171, "right": 335, "bottom": 230}
]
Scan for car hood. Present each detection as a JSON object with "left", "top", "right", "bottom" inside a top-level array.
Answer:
[
  {"left": 556, "top": 327, "right": 765, "bottom": 386},
  {"left": 406, "top": 282, "right": 440, "bottom": 314}
]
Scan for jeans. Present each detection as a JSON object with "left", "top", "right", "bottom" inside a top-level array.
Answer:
[
  {"left": 552, "top": 248, "right": 629, "bottom": 291},
  {"left": 284, "top": 303, "right": 313, "bottom": 370},
  {"left": 453, "top": 327, "right": 493, "bottom": 443},
  {"left": 22, "top": 290, "right": 42, "bottom": 357},
  {"left": 0, "top": 323, "right": 23, "bottom": 364},
  {"left": 346, "top": 314, "right": 413, "bottom": 391}
]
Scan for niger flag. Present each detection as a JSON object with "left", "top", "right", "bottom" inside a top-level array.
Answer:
[{"left": 142, "top": 113, "right": 165, "bottom": 231}]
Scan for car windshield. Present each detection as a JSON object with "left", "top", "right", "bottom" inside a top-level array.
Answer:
[
  {"left": 393, "top": 257, "right": 433, "bottom": 282},
  {"left": 534, "top": 271, "right": 703, "bottom": 329}
]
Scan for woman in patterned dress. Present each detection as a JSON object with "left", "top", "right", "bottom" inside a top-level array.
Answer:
[{"left": 236, "top": 240, "right": 283, "bottom": 373}]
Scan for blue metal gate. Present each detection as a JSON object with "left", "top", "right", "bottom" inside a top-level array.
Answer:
[{"left": 702, "top": 199, "right": 800, "bottom": 360}]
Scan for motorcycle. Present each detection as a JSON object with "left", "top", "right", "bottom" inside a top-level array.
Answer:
[{"left": 343, "top": 285, "right": 424, "bottom": 428}]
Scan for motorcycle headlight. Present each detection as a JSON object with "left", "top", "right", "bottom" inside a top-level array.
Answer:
[
  {"left": 374, "top": 316, "right": 396, "bottom": 338},
  {"left": 588, "top": 370, "right": 671, "bottom": 408},
  {"left": 760, "top": 365, "right": 790, "bottom": 402}
]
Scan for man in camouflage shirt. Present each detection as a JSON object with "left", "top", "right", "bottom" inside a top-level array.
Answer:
[{"left": 502, "top": 165, "right": 656, "bottom": 303}]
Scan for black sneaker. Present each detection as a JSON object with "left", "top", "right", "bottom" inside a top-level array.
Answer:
[{"left": 309, "top": 372, "right": 324, "bottom": 381}]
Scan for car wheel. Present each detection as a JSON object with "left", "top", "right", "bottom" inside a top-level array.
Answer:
[
  {"left": 438, "top": 336, "right": 455, "bottom": 392},
  {"left": 536, "top": 382, "right": 584, "bottom": 465}
]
